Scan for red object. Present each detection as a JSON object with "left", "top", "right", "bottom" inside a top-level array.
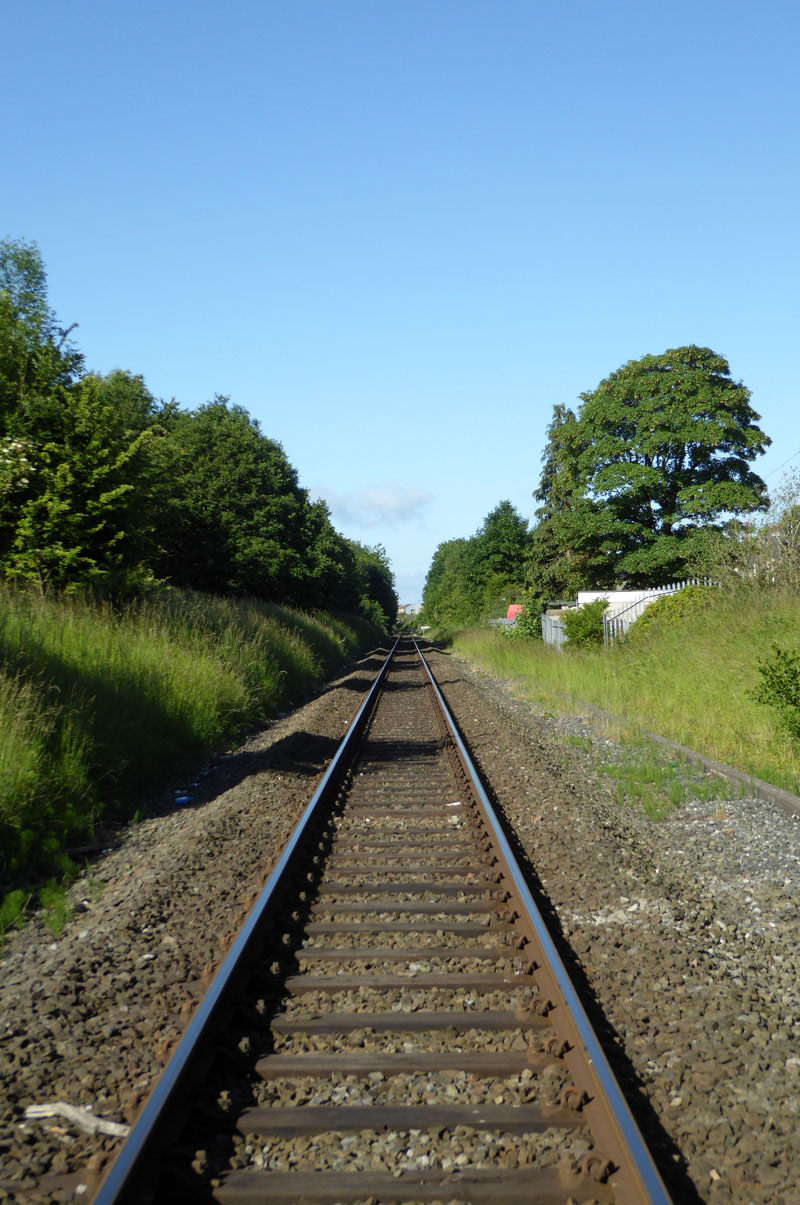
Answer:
[{"left": 507, "top": 604, "right": 524, "bottom": 619}]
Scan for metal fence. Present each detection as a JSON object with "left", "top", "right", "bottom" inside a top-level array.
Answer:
[{"left": 541, "top": 612, "right": 567, "bottom": 651}]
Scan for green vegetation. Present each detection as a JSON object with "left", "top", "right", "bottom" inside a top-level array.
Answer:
[
  {"left": 561, "top": 597, "right": 608, "bottom": 648},
  {"left": 563, "top": 732, "right": 730, "bottom": 819},
  {"left": 422, "top": 501, "right": 530, "bottom": 629},
  {"left": 0, "top": 585, "right": 384, "bottom": 904},
  {"left": 0, "top": 889, "right": 28, "bottom": 940},
  {"left": 0, "top": 237, "right": 398, "bottom": 625},
  {"left": 39, "top": 880, "right": 73, "bottom": 937},
  {"left": 597, "top": 743, "right": 730, "bottom": 820},
  {"left": 421, "top": 346, "right": 769, "bottom": 633},
  {"left": 0, "top": 235, "right": 399, "bottom": 931},
  {"left": 751, "top": 645, "right": 800, "bottom": 741},
  {"left": 529, "top": 346, "right": 769, "bottom": 598},
  {"left": 450, "top": 584, "right": 800, "bottom": 796}
]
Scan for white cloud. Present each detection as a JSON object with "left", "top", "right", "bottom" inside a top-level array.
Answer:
[{"left": 313, "top": 482, "right": 434, "bottom": 529}]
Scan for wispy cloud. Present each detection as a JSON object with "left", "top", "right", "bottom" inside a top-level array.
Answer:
[{"left": 313, "top": 483, "right": 434, "bottom": 529}]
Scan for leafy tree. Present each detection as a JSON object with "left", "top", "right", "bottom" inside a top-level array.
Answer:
[
  {"left": 464, "top": 500, "right": 530, "bottom": 616},
  {"left": 4, "top": 372, "right": 165, "bottom": 592},
  {"left": 301, "top": 499, "right": 360, "bottom": 611},
  {"left": 421, "top": 538, "right": 475, "bottom": 629},
  {"left": 0, "top": 240, "right": 164, "bottom": 591},
  {"left": 528, "top": 346, "right": 770, "bottom": 595},
  {"left": 702, "top": 472, "right": 800, "bottom": 593},
  {"left": 528, "top": 405, "right": 609, "bottom": 602},
  {"left": 347, "top": 541, "right": 398, "bottom": 628},
  {"left": 156, "top": 398, "right": 311, "bottom": 600},
  {"left": 422, "top": 502, "right": 530, "bottom": 629},
  {"left": 575, "top": 346, "right": 770, "bottom": 583},
  {"left": 0, "top": 238, "right": 82, "bottom": 433}
]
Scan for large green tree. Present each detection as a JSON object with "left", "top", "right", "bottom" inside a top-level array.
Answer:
[
  {"left": 464, "top": 500, "right": 530, "bottom": 614},
  {"left": 156, "top": 398, "right": 311, "bottom": 600},
  {"left": 0, "top": 238, "right": 82, "bottom": 432},
  {"left": 1, "top": 239, "right": 166, "bottom": 590},
  {"left": 421, "top": 538, "right": 475, "bottom": 629},
  {"left": 528, "top": 405, "right": 609, "bottom": 601},
  {"left": 5, "top": 372, "right": 166, "bottom": 591},
  {"left": 347, "top": 541, "right": 398, "bottom": 627},
  {"left": 529, "top": 346, "right": 770, "bottom": 591},
  {"left": 422, "top": 501, "right": 530, "bottom": 628},
  {"left": 301, "top": 499, "right": 360, "bottom": 612}
]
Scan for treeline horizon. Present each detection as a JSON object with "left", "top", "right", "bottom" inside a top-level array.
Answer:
[
  {"left": 0, "top": 237, "right": 397, "bottom": 626},
  {"left": 423, "top": 345, "right": 772, "bottom": 629}
]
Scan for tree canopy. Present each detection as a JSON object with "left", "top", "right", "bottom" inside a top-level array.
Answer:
[
  {"left": 0, "top": 237, "right": 397, "bottom": 625},
  {"left": 422, "top": 347, "right": 771, "bottom": 630},
  {"left": 528, "top": 346, "right": 770, "bottom": 596},
  {"left": 421, "top": 501, "right": 529, "bottom": 628}
]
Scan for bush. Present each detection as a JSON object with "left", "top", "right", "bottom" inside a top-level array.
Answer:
[
  {"left": 503, "top": 593, "right": 543, "bottom": 641},
  {"left": 628, "top": 585, "right": 716, "bottom": 640},
  {"left": 563, "top": 597, "right": 608, "bottom": 648},
  {"left": 751, "top": 644, "right": 800, "bottom": 740}
]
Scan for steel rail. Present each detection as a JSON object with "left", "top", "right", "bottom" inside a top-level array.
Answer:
[
  {"left": 415, "top": 640, "right": 673, "bottom": 1205},
  {"left": 94, "top": 637, "right": 400, "bottom": 1205}
]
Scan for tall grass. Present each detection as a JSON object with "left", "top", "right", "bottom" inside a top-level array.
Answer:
[
  {"left": 0, "top": 587, "right": 383, "bottom": 896},
  {"left": 452, "top": 587, "right": 800, "bottom": 794}
]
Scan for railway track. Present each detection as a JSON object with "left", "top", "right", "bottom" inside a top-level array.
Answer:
[{"left": 95, "top": 637, "right": 672, "bottom": 1204}]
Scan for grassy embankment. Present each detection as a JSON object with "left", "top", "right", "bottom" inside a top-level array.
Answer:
[
  {"left": 450, "top": 587, "right": 800, "bottom": 798},
  {"left": 0, "top": 587, "right": 383, "bottom": 927}
]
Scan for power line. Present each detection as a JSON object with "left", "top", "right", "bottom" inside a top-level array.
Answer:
[{"left": 765, "top": 448, "right": 800, "bottom": 479}]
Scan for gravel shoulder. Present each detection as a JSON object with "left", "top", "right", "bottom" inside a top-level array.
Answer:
[
  {"left": 428, "top": 646, "right": 800, "bottom": 1205},
  {"left": 1, "top": 640, "right": 799, "bottom": 1204}
]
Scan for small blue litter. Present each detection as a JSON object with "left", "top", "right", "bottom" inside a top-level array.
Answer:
[{"left": 175, "top": 794, "right": 195, "bottom": 805}]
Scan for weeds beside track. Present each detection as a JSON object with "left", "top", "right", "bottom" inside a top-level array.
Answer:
[{"left": 0, "top": 587, "right": 382, "bottom": 907}]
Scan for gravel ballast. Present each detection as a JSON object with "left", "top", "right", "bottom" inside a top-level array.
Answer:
[{"left": 0, "top": 641, "right": 798, "bottom": 1203}]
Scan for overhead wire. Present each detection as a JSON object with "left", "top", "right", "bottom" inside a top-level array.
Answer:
[{"left": 765, "top": 447, "right": 800, "bottom": 479}]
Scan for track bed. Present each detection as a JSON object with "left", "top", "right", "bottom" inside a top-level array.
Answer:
[{"left": 97, "top": 641, "right": 669, "bottom": 1204}]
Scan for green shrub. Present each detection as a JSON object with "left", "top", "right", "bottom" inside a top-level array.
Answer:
[
  {"left": 0, "top": 889, "right": 28, "bottom": 941},
  {"left": 563, "top": 598, "right": 608, "bottom": 648},
  {"left": 751, "top": 644, "right": 800, "bottom": 740},
  {"left": 39, "top": 880, "right": 73, "bottom": 936},
  {"left": 628, "top": 585, "right": 716, "bottom": 640},
  {"left": 503, "top": 592, "right": 543, "bottom": 641}
]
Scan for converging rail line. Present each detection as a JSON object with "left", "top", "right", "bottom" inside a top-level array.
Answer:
[{"left": 95, "top": 638, "right": 672, "bottom": 1204}]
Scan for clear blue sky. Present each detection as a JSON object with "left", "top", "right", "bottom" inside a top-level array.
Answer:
[{"left": 4, "top": 0, "right": 799, "bottom": 604}]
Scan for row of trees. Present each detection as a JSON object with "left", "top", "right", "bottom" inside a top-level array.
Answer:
[
  {"left": 421, "top": 501, "right": 531, "bottom": 630},
  {"left": 0, "top": 239, "right": 397, "bottom": 624},
  {"left": 423, "top": 346, "right": 771, "bottom": 627}
]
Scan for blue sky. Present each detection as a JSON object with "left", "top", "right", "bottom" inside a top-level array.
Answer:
[{"left": 4, "top": 0, "right": 799, "bottom": 603}]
